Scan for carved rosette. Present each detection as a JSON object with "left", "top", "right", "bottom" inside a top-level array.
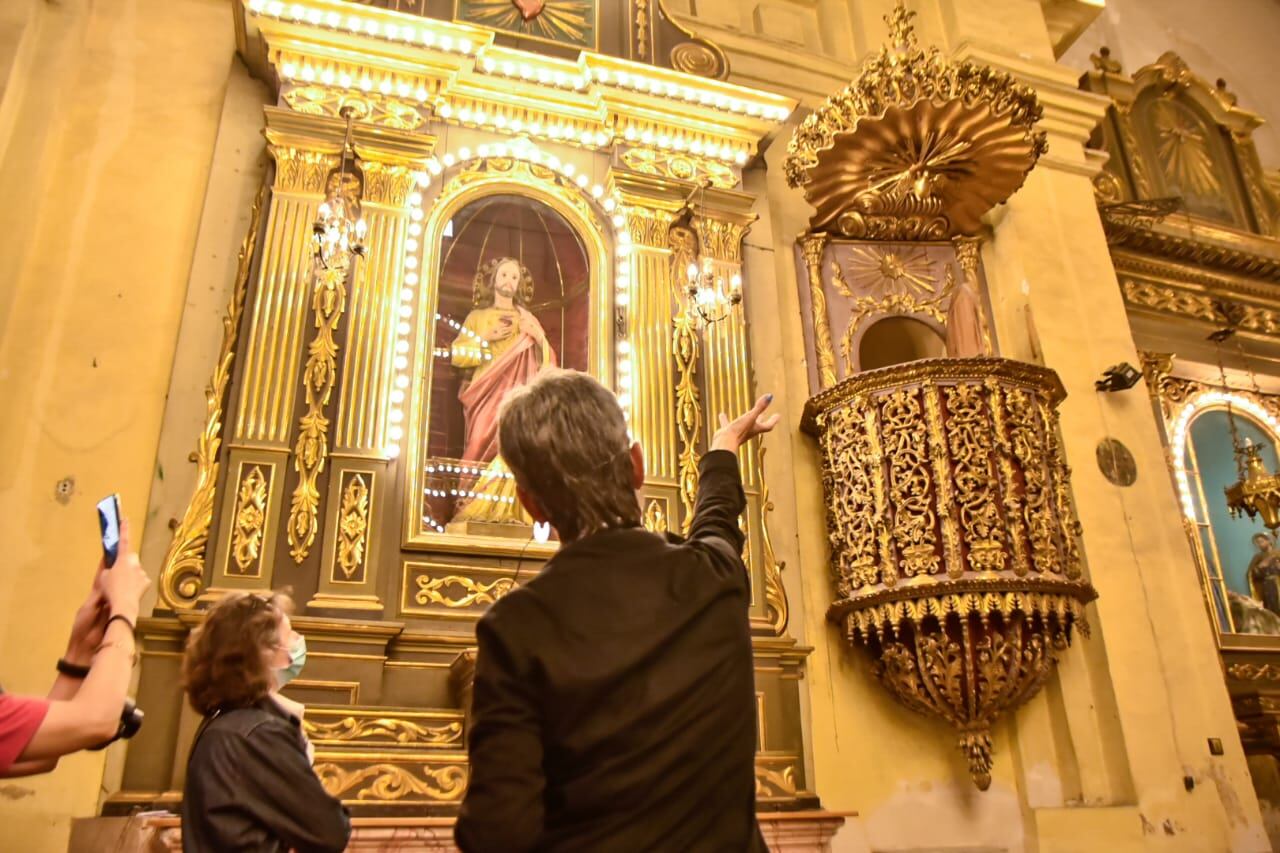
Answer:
[
  {"left": 802, "top": 357, "right": 1095, "bottom": 789},
  {"left": 783, "top": 4, "right": 1045, "bottom": 239}
]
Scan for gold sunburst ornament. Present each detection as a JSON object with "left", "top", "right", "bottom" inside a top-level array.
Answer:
[{"left": 784, "top": 2, "right": 1046, "bottom": 239}]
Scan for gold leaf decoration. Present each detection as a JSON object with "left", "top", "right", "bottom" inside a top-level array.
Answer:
[
  {"left": 315, "top": 762, "right": 468, "bottom": 802},
  {"left": 414, "top": 574, "right": 515, "bottom": 608},
  {"left": 230, "top": 465, "right": 270, "bottom": 575},
  {"left": 621, "top": 147, "right": 737, "bottom": 189},
  {"left": 336, "top": 475, "right": 370, "bottom": 580},
  {"left": 158, "top": 182, "right": 267, "bottom": 609},
  {"left": 304, "top": 715, "right": 462, "bottom": 747}
]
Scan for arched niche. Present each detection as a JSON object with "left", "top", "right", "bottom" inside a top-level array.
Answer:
[
  {"left": 857, "top": 315, "right": 946, "bottom": 371},
  {"left": 1174, "top": 394, "right": 1280, "bottom": 634}
]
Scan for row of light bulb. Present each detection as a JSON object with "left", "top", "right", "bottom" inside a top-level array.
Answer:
[
  {"left": 426, "top": 463, "right": 513, "bottom": 480},
  {"left": 424, "top": 488, "right": 516, "bottom": 504},
  {"left": 438, "top": 103, "right": 613, "bottom": 151},
  {"left": 246, "top": 0, "right": 790, "bottom": 123},
  {"left": 383, "top": 138, "right": 634, "bottom": 461}
]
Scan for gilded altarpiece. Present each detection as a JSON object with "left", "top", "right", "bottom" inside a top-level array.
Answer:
[{"left": 115, "top": 0, "right": 811, "bottom": 818}]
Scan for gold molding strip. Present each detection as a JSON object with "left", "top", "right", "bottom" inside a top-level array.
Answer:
[
  {"left": 629, "top": 206, "right": 678, "bottom": 480},
  {"left": 158, "top": 182, "right": 267, "bottom": 610},
  {"left": 759, "top": 447, "right": 788, "bottom": 635},
  {"left": 801, "top": 233, "right": 837, "bottom": 389}
]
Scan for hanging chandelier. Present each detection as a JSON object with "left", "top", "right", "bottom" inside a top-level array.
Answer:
[
  {"left": 1213, "top": 320, "right": 1280, "bottom": 533},
  {"left": 313, "top": 105, "right": 367, "bottom": 271},
  {"left": 685, "top": 257, "right": 742, "bottom": 325}
]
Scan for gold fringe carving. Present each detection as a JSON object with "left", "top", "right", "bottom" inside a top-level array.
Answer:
[{"left": 157, "top": 182, "right": 267, "bottom": 609}]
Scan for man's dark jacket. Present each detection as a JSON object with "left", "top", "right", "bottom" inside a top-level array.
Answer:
[
  {"left": 182, "top": 697, "right": 350, "bottom": 853},
  {"left": 456, "top": 450, "right": 766, "bottom": 852}
]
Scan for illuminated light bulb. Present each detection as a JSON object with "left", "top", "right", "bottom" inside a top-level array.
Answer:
[
  {"left": 595, "top": 67, "right": 610, "bottom": 83},
  {"left": 698, "top": 91, "right": 712, "bottom": 105},
  {"left": 386, "top": 23, "right": 400, "bottom": 39},
  {"left": 618, "top": 393, "right": 632, "bottom": 409},
  {"left": 562, "top": 162, "right": 576, "bottom": 177},
  {"left": 458, "top": 146, "right": 471, "bottom": 160},
  {"left": 458, "top": 107, "right": 473, "bottom": 122},
  {"left": 396, "top": 375, "right": 410, "bottom": 389},
  {"left": 511, "top": 118, "right": 524, "bottom": 132},
  {"left": 325, "top": 11, "right": 339, "bottom": 27},
  {"left": 388, "top": 425, "right": 404, "bottom": 441},
  {"left": 410, "top": 208, "right": 424, "bottom": 222},
  {"left": 575, "top": 174, "right": 588, "bottom": 188},
  {"left": 319, "top": 68, "right": 335, "bottom": 86},
  {"left": 594, "top": 131, "right": 609, "bottom": 146},
  {"left": 641, "top": 130, "right": 654, "bottom": 145},
  {"left": 404, "top": 274, "right": 419, "bottom": 288},
  {"left": 673, "top": 137, "right": 687, "bottom": 151},
  {"left": 591, "top": 184, "right": 604, "bottom": 198},
  {"left": 616, "top": 70, "right": 631, "bottom": 86},
  {"left": 301, "top": 65, "right": 316, "bottom": 82},
  {"left": 691, "top": 140, "right": 704, "bottom": 154},
  {"left": 387, "top": 444, "right": 401, "bottom": 459},
  {"left": 441, "top": 153, "right": 456, "bottom": 167},
  {"left": 397, "top": 322, "right": 411, "bottom": 336},
  {"left": 400, "top": 288, "right": 415, "bottom": 303},
  {"left": 664, "top": 82, "right": 678, "bottom": 96},
  {"left": 553, "top": 71, "right": 567, "bottom": 87},
  {"left": 719, "top": 145, "right": 733, "bottom": 160},
  {"left": 618, "top": 340, "right": 632, "bottom": 355},
  {"left": 501, "top": 61, "right": 515, "bottom": 76},
  {"left": 681, "top": 87, "right": 695, "bottom": 101},
  {"left": 603, "top": 198, "right": 616, "bottom": 212},
  {"left": 409, "top": 192, "right": 423, "bottom": 206},
  {"left": 530, "top": 121, "right": 543, "bottom": 135},
  {"left": 399, "top": 305, "right": 413, "bottom": 318},
  {"left": 611, "top": 213, "right": 626, "bottom": 228},
  {"left": 405, "top": 256, "right": 419, "bottom": 270},
  {"left": 728, "top": 98, "right": 743, "bottom": 112},
  {"left": 422, "top": 30, "right": 436, "bottom": 46},
  {"left": 338, "top": 72, "right": 352, "bottom": 88},
  {"left": 397, "top": 82, "right": 411, "bottom": 97},
  {"left": 390, "top": 408, "right": 404, "bottom": 423},
  {"left": 378, "top": 78, "right": 391, "bottom": 94},
  {"left": 437, "top": 102, "right": 452, "bottom": 118},
  {"left": 735, "top": 150, "right": 748, "bottom": 165},
  {"left": 482, "top": 57, "right": 496, "bottom": 73},
  {"left": 405, "top": 238, "right": 420, "bottom": 253},
  {"left": 409, "top": 222, "right": 423, "bottom": 236},
  {"left": 519, "top": 63, "right": 533, "bottom": 79},
  {"left": 573, "top": 77, "right": 586, "bottom": 90},
  {"left": 619, "top": 374, "right": 633, "bottom": 390},
  {"left": 477, "top": 144, "right": 491, "bottom": 158},
  {"left": 495, "top": 115, "right": 507, "bottom": 129},
  {"left": 439, "top": 35, "right": 454, "bottom": 51},
  {"left": 345, "top": 15, "right": 361, "bottom": 31},
  {"left": 537, "top": 68, "right": 551, "bottom": 84},
  {"left": 616, "top": 291, "right": 630, "bottom": 305},
  {"left": 427, "top": 159, "right": 442, "bottom": 174},
  {"left": 365, "top": 20, "right": 379, "bottom": 36},
  {"left": 267, "top": 0, "right": 284, "bottom": 15},
  {"left": 248, "top": 0, "right": 265, "bottom": 12},
  {"left": 394, "top": 355, "right": 409, "bottom": 370},
  {"left": 459, "top": 38, "right": 473, "bottom": 54},
  {"left": 580, "top": 130, "right": 593, "bottom": 145},
  {"left": 746, "top": 103, "right": 760, "bottom": 116},
  {"left": 657, "top": 135, "right": 671, "bottom": 148}
]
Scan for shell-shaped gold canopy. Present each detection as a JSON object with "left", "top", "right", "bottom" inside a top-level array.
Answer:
[{"left": 784, "top": 3, "right": 1047, "bottom": 239}]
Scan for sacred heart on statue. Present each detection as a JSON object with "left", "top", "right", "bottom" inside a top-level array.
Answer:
[{"left": 511, "top": 0, "right": 544, "bottom": 22}]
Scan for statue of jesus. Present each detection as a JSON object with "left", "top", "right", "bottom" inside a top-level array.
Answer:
[{"left": 449, "top": 257, "right": 556, "bottom": 527}]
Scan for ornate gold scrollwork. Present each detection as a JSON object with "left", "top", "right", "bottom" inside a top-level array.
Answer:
[
  {"left": 831, "top": 249, "right": 948, "bottom": 374},
  {"left": 336, "top": 474, "right": 370, "bottom": 580},
  {"left": 754, "top": 763, "right": 798, "bottom": 799},
  {"left": 230, "top": 466, "right": 270, "bottom": 575},
  {"left": 283, "top": 86, "right": 428, "bottom": 130},
  {"left": 635, "top": 0, "right": 650, "bottom": 60},
  {"left": 804, "top": 357, "right": 1095, "bottom": 789},
  {"left": 304, "top": 715, "right": 463, "bottom": 747},
  {"left": 643, "top": 498, "right": 669, "bottom": 534},
  {"left": 415, "top": 574, "right": 516, "bottom": 608},
  {"left": 288, "top": 262, "right": 350, "bottom": 563},
  {"left": 621, "top": 147, "right": 737, "bottom": 189},
  {"left": 271, "top": 146, "right": 338, "bottom": 195},
  {"left": 315, "top": 762, "right": 468, "bottom": 802},
  {"left": 670, "top": 225, "right": 702, "bottom": 531},
  {"left": 691, "top": 215, "right": 749, "bottom": 264},
  {"left": 158, "top": 182, "right": 268, "bottom": 609},
  {"left": 625, "top": 206, "right": 677, "bottom": 249},
  {"left": 759, "top": 447, "right": 789, "bottom": 635},
  {"left": 360, "top": 161, "right": 418, "bottom": 208}
]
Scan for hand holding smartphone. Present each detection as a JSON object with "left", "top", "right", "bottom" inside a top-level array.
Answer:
[{"left": 97, "top": 494, "right": 122, "bottom": 568}]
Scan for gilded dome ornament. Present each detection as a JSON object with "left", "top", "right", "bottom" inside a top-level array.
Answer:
[{"left": 784, "top": 2, "right": 1047, "bottom": 239}]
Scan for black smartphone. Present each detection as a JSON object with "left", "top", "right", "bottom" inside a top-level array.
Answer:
[{"left": 97, "top": 494, "right": 122, "bottom": 568}]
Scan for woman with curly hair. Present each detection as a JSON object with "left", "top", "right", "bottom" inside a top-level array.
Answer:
[{"left": 181, "top": 592, "right": 349, "bottom": 853}]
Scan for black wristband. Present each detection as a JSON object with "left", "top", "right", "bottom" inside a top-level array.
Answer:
[
  {"left": 56, "top": 658, "right": 91, "bottom": 679},
  {"left": 106, "top": 613, "right": 137, "bottom": 635}
]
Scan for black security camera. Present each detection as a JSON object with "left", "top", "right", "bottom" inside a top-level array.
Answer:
[{"left": 1096, "top": 362, "right": 1142, "bottom": 392}]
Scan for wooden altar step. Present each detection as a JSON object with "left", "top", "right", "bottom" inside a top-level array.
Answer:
[{"left": 71, "top": 812, "right": 851, "bottom": 852}]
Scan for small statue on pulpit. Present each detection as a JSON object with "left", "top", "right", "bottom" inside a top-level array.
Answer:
[
  {"left": 1247, "top": 532, "right": 1280, "bottom": 615},
  {"left": 449, "top": 257, "right": 557, "bottom": 528}
]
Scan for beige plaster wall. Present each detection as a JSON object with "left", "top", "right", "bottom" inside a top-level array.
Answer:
[
  {"left": 1059, "top": 0, "right": 1280, "bottom": 167},
  {"left": 0, "top": 0, "right": 237, "bottom": 849}
]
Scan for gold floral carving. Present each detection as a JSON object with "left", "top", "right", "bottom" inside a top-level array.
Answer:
[
  {"left": 754, "top": 764, "right": 798, "bottom": 798},
  {"left": 315, "top": 762, "right": 467, "bottom": 802},
  {"left": 1122, "top": 279, "right": 1280, "bottom": 336},
  {"left": 288, "top": 264, "right": 350, "bottom": 563},
  {"left": 283, "top": 86, "right": 427, "bottom": 130},
  {"left": 620, "top": 147, "right": 737, "bottom": 189},
  {"left": 1228, "top": 663, "right": 1280, "bottom": 682},
  {"left": 759, "top": 447, "right": 789, "bottom": 634},
  {"left": 304, "top": 716, "right": 463, "bottom": 747},
  {"left": 804, "top": 357, "right": 1094, "bottom": 789},
  {"left": 800, "top": 233, "right": 838, "bottom": 389},
  {"left": 336, "top": 475, "right": 370, "bottom": 580},
  {"left": 670, "top": 42, "right": 721, "bottom": 78},
  {"left": 671, "top": 226, "right": 702, "bottom": 531},
  {"left": 271, "top": 146, "right": 339, "bottom": 195},
  {"left": 784, "top": 3, "right": 1045, "bottom": 238},
  {"left": 625, "top": 206, "right": 677, "bottom": 248},
  {"left": 360, "top": 161, "right": 417, "bottom": 208},
  {"left": 414, "top": 574, "right": 516, "bottom": 608},
  {"left": 230, "top": 466, "right": 270, "bottom": 575},
  {"left": 643, "top": 498, "right": 669, "bottom": 534},
  {"left": 158, "top": 183, "right": 267, "bottom": 608}
]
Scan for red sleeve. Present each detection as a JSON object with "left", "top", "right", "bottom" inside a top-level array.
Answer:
[{"left": 0, "top": 694, "right": 51, "bottom": 773}]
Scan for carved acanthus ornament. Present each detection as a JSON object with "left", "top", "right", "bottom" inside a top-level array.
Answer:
[
  {"left": 230, "top": 466, "right": 270, "bottom": 574},
  {"left": 359, "top": 161, "right": 417, "bottom": 208},
  {"left": 336, "top": 474, "right": 370, "bottom": 579},
  {"left": 691, "top": 214, "right": 750, "bottom": 264},
  {"left": 620, "top": 147, "right": 737, "bottom": 189},
  {"left": 288, "top": 261, "right": 350, "bottom": 563},
  {"left": 800, "top": 233, "right": 838, "bottom": 389},
  {"left": 271, "top": 146, "right": 339, "bottom": 195},
  {"left": 304, "top": 715, "right": 463, "bottom": 747},
  {"left": 783, "top": 3, "right": 1045, "bottom": 239},
  {"left": 316, "top": 762, "right": 468, "bottom": 802},
  {"left": 803, "top": 358, "right": 1095, "bottom": 789},
  {"left": 414, "top": 574, "right": 516, "bottom": 608},
  {"left": 283, "top": 86, "right": 428, "bottom": 130},
  {"left": 642, "top": 498, "right": 669, "bottom": 534},
  {"left": 625, "top": 206, "right": 676, "bottom": 248},
  {"left": 1122, "top": 279, "right": 1280, "bottom": 337},
  {"left": 158, "top": 182, "right": 267, "bottom": 609},
  {"left": 670, "top": 225, "right": 702, "bottom": 530}
]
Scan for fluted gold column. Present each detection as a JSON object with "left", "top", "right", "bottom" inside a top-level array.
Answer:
[
  {"left": 206, "top": 109, "right": 340, "bottom": 598},
  {"left": 313, "top": 141, "right": 433, "bottom": 613}
]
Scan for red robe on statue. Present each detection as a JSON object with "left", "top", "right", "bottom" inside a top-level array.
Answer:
[{"left": 458, "top": 325, "right": 555, "bottom": 464}]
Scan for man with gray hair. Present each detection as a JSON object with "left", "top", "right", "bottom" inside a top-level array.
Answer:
[{"left": 455, "top": 368, "right": 778, "bottom": 852}]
